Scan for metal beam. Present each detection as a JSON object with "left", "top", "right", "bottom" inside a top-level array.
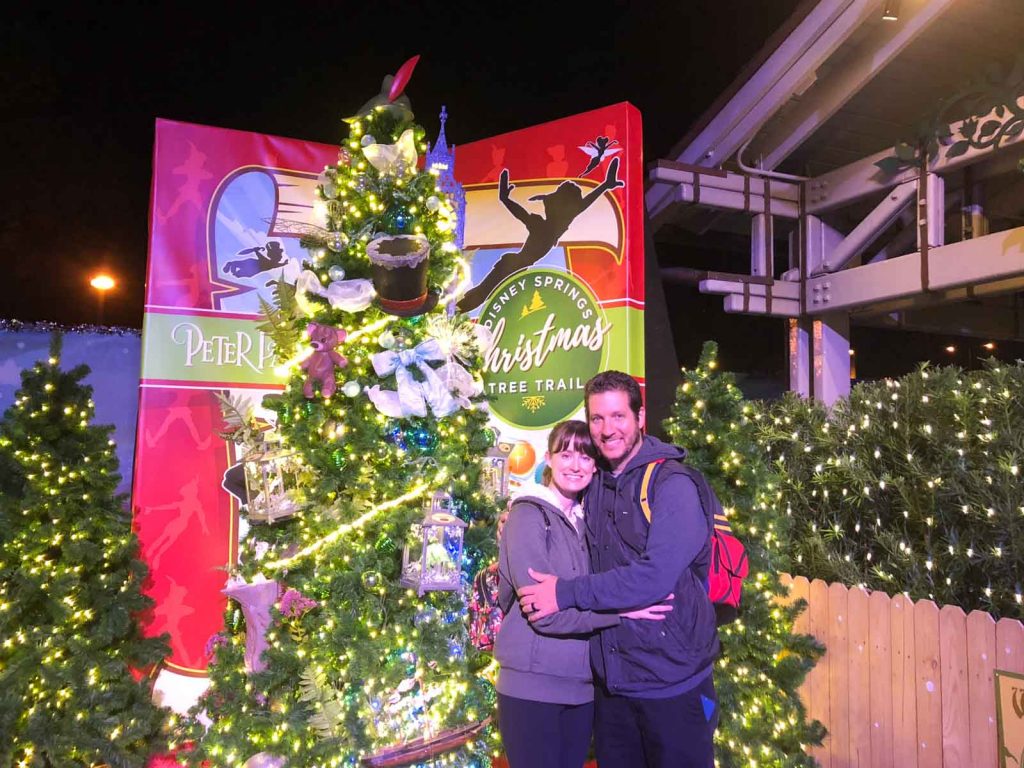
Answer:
[
  {"left": 675, "top": 0, "right": 876, "bottom": 167},
  {"left": 804, "top": 224, "right": 1024, "bottom": 314},
  {"left": 857, "top": 301, "right": 1024, "bottom": 341},
  {"left": 753, "top": 0, "right": 957, "bottom": 169},
  {"left": 647, "top": 163, "right": 801, "bottom": 224},
  {"left": 700, "top": 277, "right": 801, "bottom": 317},
  {"left": 814, "top": 181, "right": 916, "bottom": 274},
  {"left": 806, "top": 98, "right": 1024, "bottom": 214}
]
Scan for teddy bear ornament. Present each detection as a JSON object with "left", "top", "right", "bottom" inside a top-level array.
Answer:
[{"left": 301, "top": 322, "right": 348, "bottom": 398}]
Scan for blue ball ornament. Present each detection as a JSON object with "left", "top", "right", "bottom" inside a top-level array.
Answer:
[
  {"left": 383, "top": 421, "right": 407, "bottom": 450},
  {"left": 383, "top": 204, "right": 413, "bottom": 234},
  {"left": 534, "top": 460, "right": 548, "bottom": 484},
  {"left": 410, "top": 427, "right": 437, "bottom": 452}
]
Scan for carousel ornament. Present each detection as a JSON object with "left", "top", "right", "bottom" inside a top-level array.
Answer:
[{"left": 241, "top": 438, "right": 302, "bottom": 524}]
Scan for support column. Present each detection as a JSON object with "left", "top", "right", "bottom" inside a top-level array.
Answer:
[
  {"left": 813, "top": 313, "right": 851, "bottom": 406},
  {"left": 917, "top": 172, "right": 946, "bottom": 250},
  {"left": 788, "top": 317, "right": 813, "bottom": 399},
  {"left": 961, "top": 170, "right": 988, "bottom": 239},
  {"left": 752, "top": 214, "right": 772, "bottom": 277}
]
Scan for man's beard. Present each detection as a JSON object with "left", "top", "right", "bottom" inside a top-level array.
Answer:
[{"left": 605, "top": 430, "right": 642, "bottom": 471}]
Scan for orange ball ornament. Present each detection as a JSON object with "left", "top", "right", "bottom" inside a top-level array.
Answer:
[{"left": 508, "top": 441, "right": 537, "bottom": 476}]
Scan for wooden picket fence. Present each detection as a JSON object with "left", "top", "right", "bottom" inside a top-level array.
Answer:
[{"left": 780, "top": 575, "right": 1024, "bottom": 768}]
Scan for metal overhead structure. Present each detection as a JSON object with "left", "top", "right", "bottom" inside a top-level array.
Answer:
[{"left": 648, "top": 0, "right": 1024, "bottom": 404}]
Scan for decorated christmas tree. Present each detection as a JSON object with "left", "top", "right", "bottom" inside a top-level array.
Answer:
[
  {"left": 0, "top": 335, "right": 169, "bottom": 767},
  {"left": 756, "top": 359, "right": 1024, "bottom": 619},
  {"left": 664, "top": 342, "right": 825, "bottom": 768},
  {"left": 180, "top": 59, "right": 502, "bottom": 767}
]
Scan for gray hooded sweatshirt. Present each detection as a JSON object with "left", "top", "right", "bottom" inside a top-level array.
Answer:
[{"left": 495, "top": 483, "right": 620, "bottom": 705}]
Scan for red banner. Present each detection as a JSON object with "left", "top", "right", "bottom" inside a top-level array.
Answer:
[{"left": 133, "top": 120, "right": 336, "bottom": 675}]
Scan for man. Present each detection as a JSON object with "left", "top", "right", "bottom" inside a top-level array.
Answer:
[{"left": 518, "top": 370, "right": 719, "bottom": 767}]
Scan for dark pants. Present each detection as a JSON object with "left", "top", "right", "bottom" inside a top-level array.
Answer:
[
  {"left": 497, "top": 693, "right": 595, "bottom": 768},
  {"left": 594, "top": 675, "right": 718, "bottom": 768}
]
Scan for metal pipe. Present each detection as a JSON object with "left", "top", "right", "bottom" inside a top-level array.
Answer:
[{"left": 736, "top": 135, "right": 812, "bottom": 183}]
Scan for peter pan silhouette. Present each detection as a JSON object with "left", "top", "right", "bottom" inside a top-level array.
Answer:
[{"left": 457, "top": 157, "right": 623, "bottom": 312}]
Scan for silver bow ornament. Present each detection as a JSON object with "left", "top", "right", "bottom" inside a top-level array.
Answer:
[
  {"left": 366, "top": 339, "right": 469, "bottom": 418},
  {"left": 295, "top": 269, "right": 375, "bottom": 313}
]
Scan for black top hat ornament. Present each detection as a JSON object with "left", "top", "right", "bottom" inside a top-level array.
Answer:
[{"left": 367, "top": 234, "right": 438, "bottom": 317}]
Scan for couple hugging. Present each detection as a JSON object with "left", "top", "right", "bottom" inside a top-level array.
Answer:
[{"left": 494, "top": 371, "right": 719, "bottom": 768}]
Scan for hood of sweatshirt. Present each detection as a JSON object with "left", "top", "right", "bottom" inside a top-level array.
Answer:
[{"left": 512, "top": 482, "right": 584, "bottom": 531}]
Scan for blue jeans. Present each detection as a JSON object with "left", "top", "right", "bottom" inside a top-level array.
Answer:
[
  {"left": 594, "top": 675, "right": 718, "bottom": 768},
  {"left": 497, "top": 693, "right": 595, "bottom": 768}
]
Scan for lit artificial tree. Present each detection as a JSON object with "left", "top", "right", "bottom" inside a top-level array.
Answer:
[
  {"left": 664, "top": 342, "right": 825, "bottom": 768},
  {"left": 0, "top": 335, "right": 169, "bottom": 767},
  {"left": 181, "top": 60, "right": 502, "bottom": 767},
  {"left": 756, "top": 359, "right": 1024, "bottom": 619}
]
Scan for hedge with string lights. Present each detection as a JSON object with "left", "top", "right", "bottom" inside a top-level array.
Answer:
[
  {"left": 755, "top": 358, "right": 1024, "bottom": 619},
  {"left": 0, "top": 334, "right": 170, "bottom": 767}
]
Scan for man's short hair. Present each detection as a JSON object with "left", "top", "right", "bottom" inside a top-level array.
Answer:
[{"left": 584, "top": 370, "right": 643, "bottom": 418}]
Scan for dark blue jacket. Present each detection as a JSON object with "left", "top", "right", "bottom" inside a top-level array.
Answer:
[{"left": 554, "top": 436, "right": 719, "bottom": 697}]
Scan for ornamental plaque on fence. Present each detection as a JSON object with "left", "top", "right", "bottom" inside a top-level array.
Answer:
[{"left": 996, "top": 669, "right": 1024, "bottom": 767}]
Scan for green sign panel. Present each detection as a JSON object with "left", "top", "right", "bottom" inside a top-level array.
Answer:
[
  {"left": 141, "top": 311, "right": 279, "bottom": 386},
  {"left": 478, "top": 268, "right": 612, "bottom": 429}
]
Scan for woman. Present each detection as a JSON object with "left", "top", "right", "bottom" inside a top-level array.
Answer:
[{"left": 494, "top": 420, "right": 671, "bottom": 768}]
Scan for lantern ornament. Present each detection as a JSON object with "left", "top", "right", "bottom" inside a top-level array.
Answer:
[
  {"left": 400, "top": 491, "right": 467, "bottom": 595},
  {"left": 480, "top": 443, "right": 511, "bottom": 499},
  {"left": 242, "top": 441, "right": 303, "bottom": 524}
]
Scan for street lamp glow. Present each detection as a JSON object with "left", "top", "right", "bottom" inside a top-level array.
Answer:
[
  {"left": 90, "top": 274, "right": 115, "bottom": 291},
  {"left": 983, "top": 342, "right": 996, "bottom": 351},
  {"left": 945, "top": 346, "right": 956, "bottom": 354}
]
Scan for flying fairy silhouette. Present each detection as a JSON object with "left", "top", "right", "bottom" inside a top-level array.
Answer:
[
  {"left": 457, "top": 157, "right": 624, "bottom": 312},
  {"left": 579, "top": 136, "right": 621, "bottom": 177}
]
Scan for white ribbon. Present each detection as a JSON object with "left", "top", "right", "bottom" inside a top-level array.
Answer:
[
  {"left": 296, "top": 269, "right": 375, "bottom": 312},
  {"left": 366, "top": 339, "right": 461, "bottom": 418},
  {"left": 363, "top": 128, "right": 418, "bottom": 176},
  {"left": 435, "top": 361, "right": 481, "bottom": 409}
]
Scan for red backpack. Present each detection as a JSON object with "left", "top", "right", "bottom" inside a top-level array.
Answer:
[{"left": 639, "top": 460, "right": 749, "bottom": 625}]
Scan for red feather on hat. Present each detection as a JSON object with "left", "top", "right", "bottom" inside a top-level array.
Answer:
[{"left": 388, "top": 55, "right": 420, "bottom": 102}]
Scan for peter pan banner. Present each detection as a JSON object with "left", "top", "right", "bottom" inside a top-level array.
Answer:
[
  {"left": 134, "top": 105, "right": 644, "bottom": 685},
  {"left": 454, "top": 102, "right": 645, "bottom": 482},
  {"left": 134, "top": 120, "right": 337, "bottom": 681}
]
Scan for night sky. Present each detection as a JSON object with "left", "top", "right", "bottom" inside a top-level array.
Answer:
[{"left": 3, "top": 1, "right": 801, "bottom": 328}]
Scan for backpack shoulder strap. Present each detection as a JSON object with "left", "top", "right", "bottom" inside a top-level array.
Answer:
[
  {"left": 639, "top": 458, "right": 667, "bottom": 523},
  {"left": 513, "top": 498, "right": 552, "bottom": 526}
]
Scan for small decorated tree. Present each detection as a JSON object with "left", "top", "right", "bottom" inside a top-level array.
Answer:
[
  {"left": 665, "top": 342, "right": 825, "bottom": 768},
  {"left": 0, "top": 335, "right": 169, "bottom": 767}
]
